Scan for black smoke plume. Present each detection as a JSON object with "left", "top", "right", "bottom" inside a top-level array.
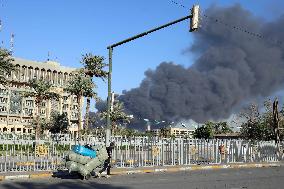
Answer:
[{"left": 108, "top": 4, "right": 284, "bottom": 127}]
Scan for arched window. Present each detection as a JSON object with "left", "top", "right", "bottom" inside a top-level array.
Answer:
[
  {"left": 21, "top": 66, "right": 27, "bottom": 81},
  {"left": 28, "top": 66, "right": 33, "bottom": 81},
  {"left": 53, "top": 70, "right": 57, "bottom": 85},
  {"left": 34, "top": 67, "right": 39, "bottom": 79},
  {"left": 47, "top": 69, "right": 52, "bottom": 82}
]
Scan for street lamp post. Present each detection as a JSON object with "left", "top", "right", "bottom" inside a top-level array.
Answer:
[
  {"left": 105, "top": 5, "right": 200, "bottom": 147},
  {"left": 106, "top": 47, "right": 113, "bottom": 147}
]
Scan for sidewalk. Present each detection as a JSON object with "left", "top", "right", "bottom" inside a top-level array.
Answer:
[{"left": 0, "top": 162, "right": 282, "bottom": 181}]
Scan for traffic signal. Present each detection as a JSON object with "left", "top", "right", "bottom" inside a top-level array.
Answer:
[{"left": 190, "top": 5, "right": 200, "bottom": 32}]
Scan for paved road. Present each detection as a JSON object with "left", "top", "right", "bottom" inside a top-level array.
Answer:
[{"left": 1, "top": 166, "right": 284, "bottom": 189}]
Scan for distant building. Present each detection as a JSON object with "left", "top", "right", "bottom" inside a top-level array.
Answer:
[
  {"left": 171, "top": 127, "right": 195, "bottom": 138},
  {"left": 171, "top": 119, "right": 197, "bottom": 138},
  {"left": 150, "top": 128, "right": 160, "bottom": 136},
  {"left": 150, "top": 119, "right": 198, "bottom": 138},
  {"left": 0, "top": 58, "right": 81, "bottom": 135}
]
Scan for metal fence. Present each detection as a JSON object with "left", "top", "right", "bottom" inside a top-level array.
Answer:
[{"left": 0, "top": 133, "right": 283, "bottom": 173}]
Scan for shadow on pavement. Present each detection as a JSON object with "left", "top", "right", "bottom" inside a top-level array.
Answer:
[
  {"left": 52, "top": 170, "right": 82, "bottom": 180},
  {"left": 0, "top": 179, "right": 130, "bottom": 189},
  {"left": 52, "top": 170, "right": 104, "bottom": 180}
]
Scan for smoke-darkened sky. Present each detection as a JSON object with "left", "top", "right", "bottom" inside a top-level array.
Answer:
[
  {"left": 120, "top": 4, "right": 284, "bottom": 124},
  {"left": 3, "top": 0, "right": 284, "bottom": 125}
]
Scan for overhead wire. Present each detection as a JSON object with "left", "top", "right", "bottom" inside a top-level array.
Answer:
[
  {"left": 170, "top": 0, "right": 186, "bottom": 9},
  {"left": 169, "top": 0, "right": 283, "bottom": 46}
]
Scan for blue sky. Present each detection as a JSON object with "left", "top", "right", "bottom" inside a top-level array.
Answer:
[{"left": 1, "top": 0, "right": 284, "bottom": 111}]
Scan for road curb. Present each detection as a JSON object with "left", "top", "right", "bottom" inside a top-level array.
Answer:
[
  {"left": 29, "top": 173, "right": 53, "bottom": 179},
  {"left": 0, "top": 162, "right": 282, "bottom": 181}
]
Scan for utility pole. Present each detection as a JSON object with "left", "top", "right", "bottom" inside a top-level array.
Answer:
[
  {"left": 105, "top": 5, "right": 200, "bottom": 147},
  {"left": 273, "top": 98, "right": 280, "bottom": 144}
]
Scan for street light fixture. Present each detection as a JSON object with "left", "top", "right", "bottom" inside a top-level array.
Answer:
[{"left": 105, "top": 5, "right": 200, "bottom": 147}]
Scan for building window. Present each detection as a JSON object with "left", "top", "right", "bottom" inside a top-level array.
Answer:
[
  {"left": 73, "top": 96, "right": 77, "bottom": 102},
  {"left": 26, "top": 100, "right": 34, "bottom": 107},
  {"left": 2, "top": 118, "right": 5, "bottom": 122},
  {"left": 24, "top": 108, "right": 33, "bottom": 116},
  {"left": 71, "top": 112, "right": 78, "bottom": 119},
  {"left": 0, "top": 105, "right": 7, "bottom": 113},
  {"left": 0, "top": 97, "right": 7, "bottom": 103},
  {"left": 0, "top": 88, "right": 8, "bottom": 95},
  {"left": 63, "top": 104, "right": 68, "bottom": 111},
  {"left": 40, "top": 109, "right": 46, "bottom": 115},
  {"left": 41, "top": 101, "right": 46, "bottom": 107},
  {"left": 63, "top": 96, "right": 68, "bottom": 102}
]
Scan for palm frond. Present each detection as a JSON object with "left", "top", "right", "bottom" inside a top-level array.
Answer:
[
  {"left": 0, "top": 48, "right": 15, "bottom": 85},
  {"left": 80, "top": 53, "right": 108, "bottom": 81},
  {"left": 22, "top": 78, "right": 59, "bottom": 104}
]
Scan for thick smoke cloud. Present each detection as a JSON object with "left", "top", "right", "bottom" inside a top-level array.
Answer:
[{"left": 119, "top": 4, "right": 284, "bottom": 124}]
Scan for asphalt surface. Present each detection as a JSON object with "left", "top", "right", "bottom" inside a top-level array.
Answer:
[{"left": 1, "top": 166, "right": 284, "bottom": 189}]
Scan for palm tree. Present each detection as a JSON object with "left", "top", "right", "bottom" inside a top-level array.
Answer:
[
  {"left": 65, "top": 70, "right": 96, "bottom": 138},
  {"left": 23, "top": 78, "right": 60, "bottom": 139},
  {"left": 100, "top": 100, "right": 132, "bottom": 134},
  {"left": 0, "top": 48, "right": 14, "bottom": 85},
  {"left": 80, "top": 53, "right": 108, "bottom": 132}
]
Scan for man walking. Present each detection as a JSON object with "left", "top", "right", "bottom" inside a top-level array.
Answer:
[{"left": 96, "top": 142, "right": 115, "bottom": 178}]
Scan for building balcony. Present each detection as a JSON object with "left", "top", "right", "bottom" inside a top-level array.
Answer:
[{"left": 0, "top": 112, "right": 7, "bottom": 116}]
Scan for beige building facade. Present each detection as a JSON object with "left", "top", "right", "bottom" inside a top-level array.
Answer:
[
  {"left": 149, "top": 120, "right": 198, "bottom": 138},
  {"left": 168, "top": 127, "right": 195, "bottom": 138},
  {"left": 0, "top": 57, "right": 81, "bottom": 134},
  {"left": 151, "top": 127, "right": 195, "bottom": 138}
]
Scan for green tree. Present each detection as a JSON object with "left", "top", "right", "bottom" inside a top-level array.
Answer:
[
  {"left": 213, "top": 121, "right": 233, "bottom": 134},
  {"left": 80, "top": 53, "right": 108, "bottom": 132},
  {"left": 23, "top": 78, "right": 59, "bottom": 139},
  {"left": 99, "top": 100, "right": 132, "bottom": 134},
  {"left": 193, "top": 121, "right": 233, "bottom": 139},
  {"left": 278, "top": 104, "right": 284, "bottom": 140},
  {"left": 65, "top": 70, "right": 96, "bottom": 138},
  {"left": 31, "top": 117, "right": 49, "bottom": 135},
  {"left": 0, "top": 48, "right": 14, "bottom": 85},
  {"left": 117, "top": 127, "right": 143, "bottom": 137},
  {"left": 193, "top": 122, "right": 214, "bottom": 139},
  {"left": 48, "top": 112, "right": 69, "bottom": 134},
  {"left": 144, "top": 131, "right": 154, "bottom": 138},
  {"left": 240, "top": 101, "right": 275, "bottom": 141}
]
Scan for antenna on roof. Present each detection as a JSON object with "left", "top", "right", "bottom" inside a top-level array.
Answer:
[{"left": 47, "top": 51, "right": 50, "bottom": 61}]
